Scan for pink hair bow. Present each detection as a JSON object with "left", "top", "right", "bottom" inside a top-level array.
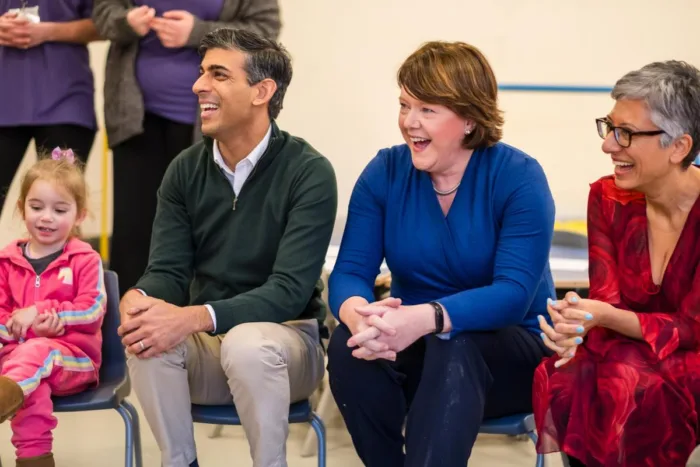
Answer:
[{"left": 51, "top": 147, "right": 75, "bottom": 164}]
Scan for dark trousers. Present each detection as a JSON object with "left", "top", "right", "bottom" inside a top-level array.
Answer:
[
  {"left": 110, "top": 112, "right": 194, "bottom": 296},
  {"left": 0, "top": 124, "right": 95, "bottom": 216},
  {"left": 327, "top": 323, "right": 551, "bottom": 467}
]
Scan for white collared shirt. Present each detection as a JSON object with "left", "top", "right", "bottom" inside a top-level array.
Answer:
[
  {"left": 212, "top": 125, "right": 272, "bottom": 195},
  {"left": 139, "top": 125, "right": 272, "bottom": 334}
]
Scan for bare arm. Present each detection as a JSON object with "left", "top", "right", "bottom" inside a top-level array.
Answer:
[
  {"left": 42, "top": 19, "right": 99, "bottom": 44},
  {"left": 600, "top": 305, "right": 643, "bottom": 340}
]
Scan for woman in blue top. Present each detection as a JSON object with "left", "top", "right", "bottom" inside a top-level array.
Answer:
[
  {"left": 327, "top": 41, "right": 556, "bottom": 467},
  {"left": 0, "top": 0, "right": 99, "bottom": 216}
]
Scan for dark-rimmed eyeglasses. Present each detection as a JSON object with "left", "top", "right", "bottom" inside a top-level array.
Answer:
[{"left": 595, "top": 118, "right": 665, "bottom": 148}]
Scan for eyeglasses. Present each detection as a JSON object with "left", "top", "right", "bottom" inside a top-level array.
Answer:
[{"left": 595, "top": 118, "right": 664, "bottom": 148}]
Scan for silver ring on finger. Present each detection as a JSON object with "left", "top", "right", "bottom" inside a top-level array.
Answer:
[{"left": 139, "top": 340, "right": 146, "bottom": 352}]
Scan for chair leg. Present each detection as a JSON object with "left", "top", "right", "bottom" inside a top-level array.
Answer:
[
  {"left": 116, "top": 404, "right": 135, "bottom": 467},
  {"left": 309, "top": 412, "right": 326, "bottom": 467},
  {"left": 526, "top": 431, "right": 544, "bottom": 467},
  {"left": 301, "top": 382, "right": 335, "bottom": 457},
  {"left": 209, "top": 425, "right": 224, "bottom": 439},
  {"left": 122, "top": 399, "right": 143, "bottom": 467},
  {"left": 561, "top": 452, "right": 571, "bottom": 467}
]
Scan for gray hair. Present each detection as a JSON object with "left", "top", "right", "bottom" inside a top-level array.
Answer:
[
  {"left": 199, "top": 28, "right": 292, "bottom": 119},
  {"left": 612, "top": 60, "right": 700, "bottom": 168}
]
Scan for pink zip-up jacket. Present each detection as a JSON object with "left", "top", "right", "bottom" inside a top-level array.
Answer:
[{"left": 0, "top": 238, "right": 106, "bottom": 375}]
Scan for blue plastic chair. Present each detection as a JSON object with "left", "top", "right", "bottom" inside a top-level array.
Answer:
[
  {"left": 52, "top": 270, "right": 143, "bottom": 467},
  {"left": 191, "top": 400, "right": 326, "bottom": 467},
  {"left": 480, "top": 414, "right": 544, "bottom": 467}
]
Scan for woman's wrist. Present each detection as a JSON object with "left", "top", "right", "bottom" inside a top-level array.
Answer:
[
  {"left": 409, "top": 304, "right": 442, "bottom": 335},
  {"left": 339, "top": 297, "right": 369, "bottom": 330},
  {"left": 414, "top": 302, "right": 453, "bottom": 335},
  {"left": 41, "top": 22, "right": 57, "bottom": 43},
  {"left": 597, "top": 301, "right": 615, "bottom": 328}
]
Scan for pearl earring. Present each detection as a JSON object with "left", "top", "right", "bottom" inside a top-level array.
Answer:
[{"left": 465, "top": 127, "right": 472, "bottom": 135}]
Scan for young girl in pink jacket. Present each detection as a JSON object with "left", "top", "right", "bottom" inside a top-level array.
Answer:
[{"left": 0, "top": 148, "right": 106, "bottom": 467}]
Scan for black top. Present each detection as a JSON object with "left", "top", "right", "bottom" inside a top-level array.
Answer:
[{"left": 23, "top": 243, "right": 63, "bottom": 275}]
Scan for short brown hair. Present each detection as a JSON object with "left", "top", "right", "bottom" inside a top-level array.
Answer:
[
  {"left": 398, "top": 41, "right": 504, "bottom": 149},
  {"left": 17, "top": 150, "right": 89, "bottom": 238}
]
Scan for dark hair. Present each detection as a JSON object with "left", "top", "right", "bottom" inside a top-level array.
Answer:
[
  {"left": 199, "top": 28, "right": 292, "bottom": 119},
  {"left": 612, "top": 60, "right": 700, "bottom": 169},
  {"left": 398, "top": 41, "right": 504, "bottom": 149}
]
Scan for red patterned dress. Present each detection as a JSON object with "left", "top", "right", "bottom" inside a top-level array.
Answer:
[{"left": 533, "top": 175, "right": 700, "bottom": 466}]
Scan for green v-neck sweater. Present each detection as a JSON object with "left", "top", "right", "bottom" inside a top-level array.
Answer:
[{"left": 136, "top": 123, "right": 337, "bottom": 335}]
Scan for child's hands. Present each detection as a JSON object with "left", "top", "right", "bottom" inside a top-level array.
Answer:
[
  {"left": 32, "top": 310, "right": 65, "bottom": 338},
  {"left": 7, "top": 305, "right": 38, "bottom": 340}
]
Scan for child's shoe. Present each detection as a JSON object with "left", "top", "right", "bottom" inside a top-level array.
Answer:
[
  {"left": 0, "top": 376, "right": 23, "bottom": 423},
  {"left": 16, "top": 453, "right": 55, "bottom": 467}
]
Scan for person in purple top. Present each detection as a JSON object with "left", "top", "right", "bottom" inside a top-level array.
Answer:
[
  {"left": 93, "top": 0, "right": 281, "bottom": 296},
  {"left": 0, "top": 0, "right": 99, "bottom": 217}
]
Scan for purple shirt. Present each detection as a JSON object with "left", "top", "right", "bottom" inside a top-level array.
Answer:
[
  {"left": 135, "top": 0, "right": 223, "bottom": 125},
  {"left": 0, "top": 0, "right": 96, "bottom": 129}
]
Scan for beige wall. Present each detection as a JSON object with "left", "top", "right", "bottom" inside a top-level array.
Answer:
[{"left": 1, "top": 0, "right": 698, "bottom": 244}]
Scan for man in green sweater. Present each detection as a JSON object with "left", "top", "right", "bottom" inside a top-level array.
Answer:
[{"left": 116, "top": 28, "right": 337, "bottom": 467}]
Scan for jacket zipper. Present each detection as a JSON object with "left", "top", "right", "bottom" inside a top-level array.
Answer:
[{"left": 34, "top": 275, "right": 40, "bottom": 302}]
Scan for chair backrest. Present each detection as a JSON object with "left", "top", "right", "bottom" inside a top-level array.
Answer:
[{"left": 99, "top": 270, "right": 126, "bottom": 383}]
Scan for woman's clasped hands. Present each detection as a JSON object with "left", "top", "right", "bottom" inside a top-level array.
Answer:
[
  {"left": 126, "top": 5, "right": 195, "bottom": 48},
  {"left": 538, "top": 291, "right": 608, "bottom": 368},
  {"left": 346, "top": 297, "right": 434, "bottom": 362}
]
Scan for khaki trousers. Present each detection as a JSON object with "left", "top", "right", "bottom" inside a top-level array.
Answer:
[{"left": 127, "top": 319, "right": 324, "bottom": 467}]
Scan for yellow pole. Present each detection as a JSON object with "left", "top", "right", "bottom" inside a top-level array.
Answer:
[{"left": 99, "top": 132, "right": 110, "bottom": 262}]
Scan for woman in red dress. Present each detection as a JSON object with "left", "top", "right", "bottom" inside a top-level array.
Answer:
[{"left": 534, "top": 60, "right": 700, "bottom": 467}]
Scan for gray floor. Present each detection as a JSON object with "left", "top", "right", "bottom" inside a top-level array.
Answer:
[{"left": 0, "top": 395, "right": 567, "bottom": 466}]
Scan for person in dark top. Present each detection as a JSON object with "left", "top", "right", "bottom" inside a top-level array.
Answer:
[
  {"left": 116, "top": 29, "right": 337, "bottom": 467},
  {"left": 92, "top": 0, "right": 282, "bottom": 296}
]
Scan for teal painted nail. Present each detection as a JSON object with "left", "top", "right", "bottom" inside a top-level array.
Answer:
[
  {"left": 585, "top": 313, "right": 593, "bottom": 320},
  {"left": 574, "top": 337, "right": 583, "bottom": 344},
  {"left": 540, "top": 333, "right": 546, "bottom": 340},
  {"left": 571, "top": 296, "right": 579, "bottom": 303},
  {"left": 547, "top": 298, "right": 553, "bottom": 305},
  {"left": 576, "top": 326, "right": 584, "bottom": 333}
]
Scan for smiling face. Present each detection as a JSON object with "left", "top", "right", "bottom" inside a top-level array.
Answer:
[
  {"left": 398, "top": 88, "right": 471, "bottom": 173},
  {"left": 601, "top": 99, "right": 677, "bottom": 191},
  {"left": 20, "top": 179, "right": 84, "bottom": 255},
  {"left": 193, "top": 47, "right": 261, "bottom": 139}
]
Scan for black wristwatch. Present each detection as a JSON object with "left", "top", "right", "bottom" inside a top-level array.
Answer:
[{"left": 429, "top": 301, "right": 445, "bottom": 334}]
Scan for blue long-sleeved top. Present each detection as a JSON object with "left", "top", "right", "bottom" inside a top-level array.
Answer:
[{"left": 329, "top": 142, "right": 556, "bottom": 335}]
